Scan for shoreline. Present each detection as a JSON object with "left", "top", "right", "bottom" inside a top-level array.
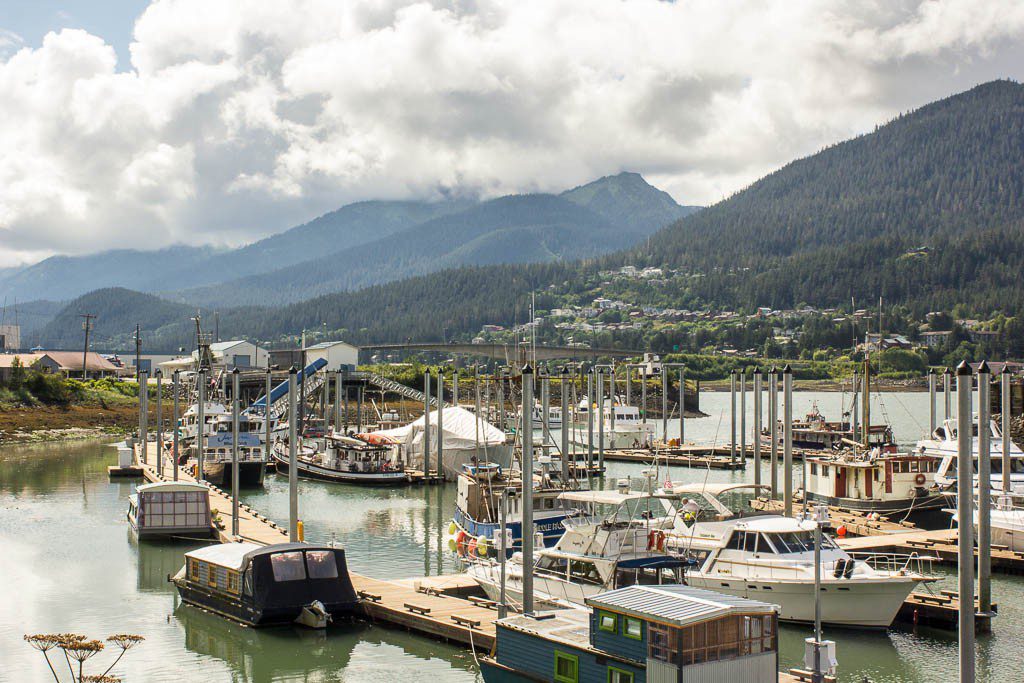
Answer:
[{"left": 0, "top": 404, "right": 141, "bottom": 446}]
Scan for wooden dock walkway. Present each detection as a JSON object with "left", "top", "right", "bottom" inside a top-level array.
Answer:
[
  {"left": 750, "top": 497, "right": 920, "bottom": 537},
  {"left": 602, "top": 446, "right": 746, "bottom": 470},
  {"left": 838, "top": 527, "right": 1024, "bottom": 574},
  {"left": 130, "top": 442, "right": 497, "bottom": 650}
]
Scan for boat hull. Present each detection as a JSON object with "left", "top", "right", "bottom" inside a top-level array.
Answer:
[
  {"left": 803, "top": 490, "right": 946, "bottom": 515},
  {"left": 684, "top": 575, "right": 920, "bottom": 628},
  {"left": 197, "top": 461, "right": 266, "bottom": 487},
  {"left": 451, "top": 506, "right": 570, "bottom": 557},
  {"left": 173, "top": 578, "right": 357, "bottom": 627}
]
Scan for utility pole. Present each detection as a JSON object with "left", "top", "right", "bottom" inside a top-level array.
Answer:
[
  {"left": 80, "top": 313, "right": 95, "bottom": 380},
  {"left": 134, "top": 323, "right": 142, "bottom": 381}
]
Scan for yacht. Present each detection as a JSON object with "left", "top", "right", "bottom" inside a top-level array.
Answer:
[
  {"left": 917, "top": 417, "right": 1024, "bottom": 491},
  {"left": 569, "top": 395, "right": 656, "bottom": 449},
  {"left": 663, "top": 483, "right": 935, "bottom": 628},
  {"left": 948, "top": 490, "right": 1024, "bottom": 553},
  {"left": 466, "top": 489, "right": 690, "bottom": 609}
]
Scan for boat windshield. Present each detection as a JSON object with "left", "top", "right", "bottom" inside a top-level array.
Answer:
[{"left": 763, "top": 531, "right": 838, "bottom": 554}]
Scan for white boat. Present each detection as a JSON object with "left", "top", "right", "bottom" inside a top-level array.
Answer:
[
  {"left": 526, "top": 401, "right": 562, "bottom": 428},
  {"left": 949, "top": 491, "right": 1024, "bottom": 553},
  {"left": 466, "top": 489, "right": 689, "bottom": 609},
  {"left": 271, "top": 433, "right": 410, "bottom": 485},
  {"left": 179, "top": 408, "right": 267, "bottom": 486},
  {"left": 917, "top": 417, "right": 1024, "bottom": 491},
  {"left": 662, "top": 483, "right": 935, "bottom": 628},
  {"left": 569, "top": 395, "right": 656, "bottom": 449}
]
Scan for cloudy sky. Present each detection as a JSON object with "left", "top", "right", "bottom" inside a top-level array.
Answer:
[{"left": 1, "top": 0, "right": 1024, "bottom": 268}]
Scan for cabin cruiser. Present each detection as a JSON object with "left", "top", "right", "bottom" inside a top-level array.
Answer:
[
  {"left": 450, "top": 458, "right": 587, "bottom": 558},
  {"left": 917, "top": 417, "right": 1024, "bottom": 491},
  {"left": 569, "top": 395, "right": 656, "bottom": 449},
  {"left": 271, "top": 432, "right": 410, "bottom": 485},
  {"left": 802, "top": 449, "right": 945, "bottom": 516},
  {"left": 662, "top": 483, "right": 935, "bottom": 628},
  {"left": 466, "top": 490, "right": 690, "bottom": 609},
  {"left": 947, "top": 490, "right": 1024, "bottom": 553},
  {"left": 172, "top": 542, "right": 358, "bottom": 627}
]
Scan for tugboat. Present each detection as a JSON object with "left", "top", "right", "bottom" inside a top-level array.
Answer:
[
  {"left": 172, "top": 542, "right": 358, "bottom": 627},
  {"left": 271, "top": 432, "right": 410, "bottom": 485}
]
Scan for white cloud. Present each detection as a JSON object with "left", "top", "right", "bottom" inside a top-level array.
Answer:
[{"left": 1, "top": 0, "right": 1024, "bottom": 267}]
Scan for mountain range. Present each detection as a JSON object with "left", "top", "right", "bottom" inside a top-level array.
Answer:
[
  {"left": 0, "top": 172, "right": 697, "bottom": 309},
  {"left": 27, "top": 79, "right": 1024, "bottom": 353}
]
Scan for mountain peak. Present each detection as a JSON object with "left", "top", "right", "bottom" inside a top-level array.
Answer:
[{"left": 561, "top": 171, "right": 700, "bottom": 234}]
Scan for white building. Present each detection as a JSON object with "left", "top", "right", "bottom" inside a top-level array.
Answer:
[
  {"left": 305, "top": 340, "right": 359, "bottom": 371},
  {"left": 210, "top": 340, "right": 267, "bottom": 369}
]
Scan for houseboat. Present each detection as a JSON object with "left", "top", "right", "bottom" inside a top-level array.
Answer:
[
  {"left": 172, "top": 542, "right": 358, "bottom": 628},
  {"left": 802, "top": 450, "right": 945, "bottom": 517},
  {"left": 271, "top": 433, "right": 410, "bottom": 485},
  {"left": 663, "top": 485, "right": 934, "bottom": 627},
  {"left": 480, "top": 584, "right": 780, "bottom": 683},
  {"left": 917, "top": 417, "right": 1024, "bottom": 491},
  {"left": 127, "top": 481, "right": 213, "bottom": 540}
]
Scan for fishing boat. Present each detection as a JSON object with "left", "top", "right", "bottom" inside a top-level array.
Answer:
[
  {"left": 271, "top": 433, "right": 410, "bottom": 485},
  {"left": 180, "top": 411, "right": 267, "bottom": 486},
  {"left": 127, "top": 481, "right": 214, "bottom": 539},
  {"left": 773, "top": 403, "right": 896, "bottom": 451},
  {"left": 450, "top": 458, "right": 587, "bottom": 559},
  {"left": 172, "top": 542, "right": 358, "bottom": 628},
  {"left": 663, "top": 483, "right": 935, "bottom": 628},
  {"left": 802, "top": 449, "right": 945, "bottom": 516},
  {"left": 569, "top": 395, "right": 656, "bottom": 449},
  {"left": 466, "top": 489, "right": 690, "bottom": 608},
  {"left": 918, "top": 417, "right": 1024, "bottom": 491}
]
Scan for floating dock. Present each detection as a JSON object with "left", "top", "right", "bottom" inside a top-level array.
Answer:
[
  {"left": 602, "top": 446, "right": 746, "bottom": 470},
  {"left": 750, "top": 497, "right": 919, "bottom": 536},
  {"left": 838, "top": 527, "right": 1024, "bottom": 575}
]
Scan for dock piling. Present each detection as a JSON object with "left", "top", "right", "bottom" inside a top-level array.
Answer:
[
  {"left": 928, "top": 369, "right": 937, "bottom": 435},
  {"left": 155, "top": 370, "right": 163, "bottom": 476},
  {"left": 587, "top": 368, "right": 594, "bottom": 471},
  {"left": 1002, "top": 367, "right": 1012, "bottom": 493},
  {"left": 944, "top": 367, "right": 952, "bottom": 421},
  {"left": 851, "top": 369, "right": 859, "bottom": 439},
  {"left": 521, "top": 364, "right": 535, "bottom": 616},
  {"left": 679, "top": 365, "right": 686, "bottom": 444},
  {"left": 172, "top": 370, "right": 180, "bottom": 481},
  {"left": 197, "top": 370, "right": 205, "bottom": 482},
  {"left": 561, "top": 367, "right": 570, "bottom": 481},
  {"left": 265, "top": 367, "right": 273, "bottom": 462},
  {"left": 437, "top": 367, "right": 444, "bottom": 477},
  {"left": 288, "top": 366, "right": 299, "bottom": 542},
  {"left": 541, "top": 368, "right": 551, "bottom": 449},
  {"left": 597, "top": 368, "right": 606, "bottom": 469},
  {"left": 423, "top": 369, "right": 432, "bottom": 478},
  {"left": 770, "top": 367, "right": 779, "bottom": 499},
  {"left": 139, "top": 370, "right": 149, "bottom": 465},
  {"left": 231, "top": 368, "right": 240, "bottom": 538},
  {"left": 730, "top": 370, "right": 737, "bottom": 463},
  {"left": 783, "top": 365, "right": 793, "bottom": 517},
  {"left": 977, "top": 362, "right": 992, "bottom": 615},
  {"left": 955, "top": 361, "right": 976, "bottom": 682},
  {"left": 740, "top": 369, "right": 747, "bottom": 463},
  {"left": 754, "top": 370, "right": 762, "bottom": 487}
]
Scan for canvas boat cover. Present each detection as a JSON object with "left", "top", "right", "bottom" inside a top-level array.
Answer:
[{"left": 373, "top": 406, "right": 505, "bottom": 451}]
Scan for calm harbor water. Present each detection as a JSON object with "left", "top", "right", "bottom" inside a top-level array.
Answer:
[{"left": 2, "top": 390, "right": 1022, "bottom": 682}]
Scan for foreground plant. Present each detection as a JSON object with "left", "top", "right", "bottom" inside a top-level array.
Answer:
[{"left": 24, "top": 632, "right": 144, "bottom": 682}]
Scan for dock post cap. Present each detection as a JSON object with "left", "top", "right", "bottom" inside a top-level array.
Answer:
[
  {"left": 155, "top": 369, "right": 162, "bottom": 378},
  {"left": 769, "top": 365, "right": 778, "bottom": 374},
  {"left": 943, "top": 366, "right": 952, "bottom": 375},
  {"left": 560, "top": 366, "right": 570, "bottom": 376},
  {"left": 1002, "top": 365, "right": 1013, "bottom": 375},
  {"left": 955, "top": 361, "right": 972, "bottom": 376},
  {"left": 782, "top": 364, "right": 792, "bottom": 374},
  {"left": 424, "top": 367, "right": 431, "bottom": 376},
  {"left": 978, "top": 360, "right": 991, "bottom": 375},
  {"left": 232, "top": 367, "right": 240, "bottom": 375},
  {"left": 288, "top": 365, "right": 298, "bottom": 374},
  {"left": 928, "top": 368, "right": 936, "bottom": 375},
  {"left": 522, "top": 364, "right": 534, "bottom": 375},
  {"left": 266, "top": 366, "right": 272, "bottom": 374}
]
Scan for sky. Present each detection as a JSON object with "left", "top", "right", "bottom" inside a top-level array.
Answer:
[{"left": 1, "top": 0, "right": 1024, "bottom": 268}]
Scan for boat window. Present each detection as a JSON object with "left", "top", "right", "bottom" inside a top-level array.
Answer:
[
  {"left": 724, "top": 531, "right": 745, "bottom": 550},
  {"left": 624, "top": 616, "right": 643, "bottom": 640},
  {"left": 569, "top": 560, "right": 603, "bottom": 585},
  {"left": 226, "top": 570, "right": 240, "bottom": 594},
  {"left": 554, "top": 650, "right": 579, "bottom": 683},
  {"left": 743, "top": 533, "right": 759, "bottom": 554},
  {"left": 597, "top": 610, "right": 618, "bottom": 632},
  {"left": 821, "top": 466, "right": 830, "bottom": 476},
  {"left": 537, "top": 556, "right": 568, "bottom": 576},
  {"left": 766, "top": 531, "right": 837, "bottom": 553},
  {"left": 305, "top": 550, "right": 339, "bottom": 579},
  {"left": 990, "top": 459, "right": 1024, "bottom": 474},
  {"left": 189, "top": 559, "right": 201, "bottom": 581},
  {"left": 810, "top": 463, "right": 817, "bottom": 475},
  {"left": 270, "top": 551, "right": 307, "bottom": 581},
  {"left": 608, "top": 666, "right": 634, "bottom": 683}
]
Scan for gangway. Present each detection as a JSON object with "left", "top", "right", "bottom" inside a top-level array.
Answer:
[
  {"left": 248, "top": 358, "right": 328, "bottom": 419},
  {"left": 353, "top": 371, "right": 445, "bottom": 408}
]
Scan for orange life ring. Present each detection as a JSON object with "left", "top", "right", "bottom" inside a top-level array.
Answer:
[
  {"left": 647, "top": 529, "right": 666, "bottom": 552},
  {"left": 914, "top": 473, "right": 927, "bottom": 486},
  {"left": 455, "top": 530, "right": 470, "bottom": 556},
  {"left": 467, "top": 537, "right": 478, "bottom": 557}
]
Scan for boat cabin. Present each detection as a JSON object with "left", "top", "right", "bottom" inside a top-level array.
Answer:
[
  {"left": 803, "top": 451, "right": 942, "bottom": 514},
  {"left": 127, "top": 481, "right": 213, "bottom": 539},
  {"left": 173, "top": 542, "right": 358, "bottom": 627},
  {"left": 483, "top": 585, "right": 778, "bottom": 683}
]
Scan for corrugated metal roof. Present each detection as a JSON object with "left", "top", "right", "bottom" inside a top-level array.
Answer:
[
  {"left": 586, "top": 585, "right": 775, "bottom": 627},
  {"left": 306, "top": 340, "right": 357, "bottom": 350},
  {"left": 186, "top": 542, "right": 263, "bottom": 570}
]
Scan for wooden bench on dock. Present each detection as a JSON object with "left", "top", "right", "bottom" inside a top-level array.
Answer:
[
  {"left": 468, "top": 596, "right": 498, "bottom": 610},
  {"left": 404, "top": 603, "right": 432, "bottom": 615},
  {"left": 358, "top": 591, "right": 382, "bottom": 603},
  {"left": 450, "top": 614, "right": 482, "bottom": 629}
]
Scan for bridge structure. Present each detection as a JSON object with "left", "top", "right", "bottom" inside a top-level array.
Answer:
[{"left": 361, "top": 341, "right": 644, "bottom": 366}]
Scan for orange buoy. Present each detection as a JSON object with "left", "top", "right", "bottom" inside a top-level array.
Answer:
[
  {"left": 455, "top": 530, "right": 470, "bottom": 555},
  {"left": 836, "top": 525, "right": 848, "bottom": 537},
  {"left": 467, "top": 537, "right": 478, "bottom": 557}
]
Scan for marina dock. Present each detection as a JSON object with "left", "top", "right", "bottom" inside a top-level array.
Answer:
[
  {"left": 602, "top": 445, "right": 747, "bottom": 469},
  {"left": 750, "top": 497, "right": 920, "bottom": 536},
  {"left": 838, "top": 527, "right": 1024, "bottom": 575}
]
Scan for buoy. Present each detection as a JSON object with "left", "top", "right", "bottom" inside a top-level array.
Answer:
[
  {"left": 297, "top": 520, "right": 305, "bottom": 542},
  {"left": 467, "top": 537, "right": 478, "bottom": 557},
  {"left": 837, "top": 525, "right": 848, "bottom": 537},
  {"left": 477, "top": 536, "right": 490, "bottom": 557},
  {"left": 447, "top": 538, "right": 457, "bottom": 553},
  {"left": 456, "top": 530, "right": 470, "bottom": 555},
  {"left": 448, "top": 521, "right": 458, "bottom": 535}
]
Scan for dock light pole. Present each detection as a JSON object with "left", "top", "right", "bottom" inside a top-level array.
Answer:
[
  {"left": 1003, "top": 367, "right": 1013, "bottom": 492},
  {"left": 197, "top": 370, "right": 206, "bottom": 482},
  {"left": 423, "top": 369, "right": 432, "bottom": 478},
  {"left": 521, "top": 364, "right": 536, "bottom": 616},
  {"left": 810, "top": 503, "right": 830, "bottom": 683},
  {"left": 587, "top": 368, "right": 595, "bottom": 471},
  {"left": 977, "top": 362, "right": 992, "bottom": 615},
  {"left": 769, "top": 367, "right": 779, "bottom": 499},
  {"left": 597, "top": 368, "right": 606, "bottom": 468},
  {"left": 754, "top": 370, "right": 763, "bottom": 487},
  {"left": 730, "top": 370, "right": 737, "bottom": 463},
  {"left": 561, "top": 367, "right": 570, "bottom": 481},
  {"left": 955, "top": 361, "right": 976, "bottom": 683},
  {"left": 172, "top": 370, "right": 180, "bottom": 481},
  {"left": 231, "top": 368, "right": 240, "bottom": 538},
  {"left": 155, "top": 370, "right": 163, "bottom": 477},
  {"left": 437, "top": 367, "right": 445, "bottom": 478},
  {"left": 288, "top": 366, "right": 299, "bottom": 542},
  {"left": 944, "top": 367, "right": 953, "bottom": 421},
  {"left": 928, "top": 369, "right": 937, "bottom": 435},
  {"left": 740, "top": 370, "right": 747, "bottom": 461},
  {"left": 139, "top": 370, "right": 149, "bottom": 465},
  {"left": 783, "top": 365, "right": 794, "bottom": 518}
]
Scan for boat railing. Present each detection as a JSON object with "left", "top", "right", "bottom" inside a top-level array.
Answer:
[{"left": 848, "top": 551, "right": 935, "bottom": 576}]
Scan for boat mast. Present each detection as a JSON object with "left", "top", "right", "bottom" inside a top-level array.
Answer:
[{"left": 862, "top": 354, "right": 870, "bottom": 449}]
